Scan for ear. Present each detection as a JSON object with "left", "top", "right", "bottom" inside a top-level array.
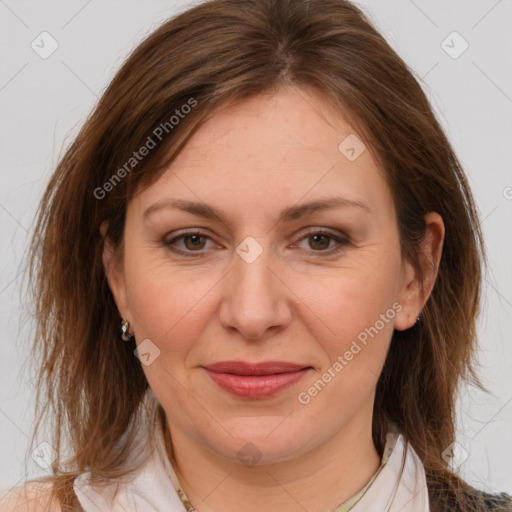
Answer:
[
  {"left": 394, "top": 212, "right": 445, "bottom": 331},
  {"left": 101, "top": 220, "right": 132, "bottom": 326}
]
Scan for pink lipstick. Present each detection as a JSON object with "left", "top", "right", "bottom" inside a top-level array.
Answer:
[{"left": 202, "top": 361, "right": 311, "bottom": 399}]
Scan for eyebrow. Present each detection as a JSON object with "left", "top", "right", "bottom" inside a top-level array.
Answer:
[{"left": 143, "top": 196, "right": 371, "bottom": 227}]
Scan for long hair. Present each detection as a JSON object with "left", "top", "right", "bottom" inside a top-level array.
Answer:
[{"left": 26, "top": 0, "right": 486, "bottom": 509}]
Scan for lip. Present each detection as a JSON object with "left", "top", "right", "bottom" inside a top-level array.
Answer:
[{"left": 202, "top": 360, "right": 312, "bottom": 399}]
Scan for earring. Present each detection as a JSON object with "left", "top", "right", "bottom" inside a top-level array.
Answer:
[
  {"left": 119, "top": 318, "right": 135, "bottom": 342},
  {"left": 415, "top": 313, "right": 421, "bottom": 324}
]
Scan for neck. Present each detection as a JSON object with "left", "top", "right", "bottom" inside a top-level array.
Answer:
[{"left": 164, "top": 413, "right": 381, "bottom": 512}]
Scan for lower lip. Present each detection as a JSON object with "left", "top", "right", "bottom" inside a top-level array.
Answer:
[{"left": 204, "top": 368, "right": 310, "bottom": 399}]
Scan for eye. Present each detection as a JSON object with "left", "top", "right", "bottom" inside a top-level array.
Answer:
[
  {"left": 294, "top": 229, "right": 349, "bottom": 255},
  {"left": 163, "top": 231, "right": 216, "bottom": 256}
]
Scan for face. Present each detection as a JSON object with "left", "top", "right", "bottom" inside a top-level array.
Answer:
[{"left": 106, "top": 84, "right": 430, "bottom": 465}]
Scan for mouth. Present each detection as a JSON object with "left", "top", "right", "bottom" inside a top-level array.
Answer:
[{"left": 201, "top": 361, "right": 312, "bottom": 399}]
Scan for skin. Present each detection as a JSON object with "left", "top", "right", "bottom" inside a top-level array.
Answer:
[{"left": 104, "top": 84, "right": 444, "bottom": 512}]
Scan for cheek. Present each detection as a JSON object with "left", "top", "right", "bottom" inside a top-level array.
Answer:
[
  {"left": 289, "top": 252, "right": 401, "bottom": 410},
  {"left": 124, "top": 267, "right": 221, "bottom": 413},
  {"left": 124, "top": 252, "right": 224, "bottom": 361},
  {"left": 293, "top": 277, "right": 396, "bottom": 424},
  {"left": 293, "top": 254, "right": 400, "bottom": 348}
]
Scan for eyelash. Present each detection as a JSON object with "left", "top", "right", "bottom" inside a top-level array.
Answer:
[{"left": 162, "top": 229, "right": 350, "bottom": 258}]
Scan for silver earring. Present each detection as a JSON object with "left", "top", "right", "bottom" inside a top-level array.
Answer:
[
  {"left": 119, "top": 319, "right": 135, "bottom": 342},
  {"left": 415, "top": 313, "right": 421, "bottom": 324}
]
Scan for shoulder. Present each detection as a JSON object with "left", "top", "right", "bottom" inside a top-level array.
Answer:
[{"left": 0, "top": 482, "right": 61, "bottom": 512}]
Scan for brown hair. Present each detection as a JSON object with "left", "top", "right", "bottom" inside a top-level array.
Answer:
[{"left": 26, "top": 0, "right": 489, "bottom": 510}]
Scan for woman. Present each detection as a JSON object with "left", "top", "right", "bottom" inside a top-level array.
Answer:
[{"left": 2, "top": 0, "right": 510, "bottom": 510}]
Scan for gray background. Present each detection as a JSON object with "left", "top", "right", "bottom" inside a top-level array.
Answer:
[{"left": 1, "top": 0, "right": 511, "bottom": 496}]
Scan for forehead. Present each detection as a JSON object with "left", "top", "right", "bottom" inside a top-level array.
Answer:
[{"left": 130, "top": 85, "right": 392, "bottom": 222}]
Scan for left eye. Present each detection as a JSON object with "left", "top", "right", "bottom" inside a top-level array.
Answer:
[{"left": 293, "top": 231, "right": 348, "bottom": 254}]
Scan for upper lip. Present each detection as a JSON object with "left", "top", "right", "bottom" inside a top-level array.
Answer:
[{"left": 203, "top": 360, "right": 310, "bottom": 376}]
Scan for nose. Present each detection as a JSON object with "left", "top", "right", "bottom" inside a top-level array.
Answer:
[{"left": 218, "top": 242, "right": 292, "bottom": 340}]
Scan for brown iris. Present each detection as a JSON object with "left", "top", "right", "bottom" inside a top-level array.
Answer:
[
  {"left": 183, "top": 234, "right": 207, "bottom": 250},
  {"left": 308, "top": 234, "right": 330, "bottom": 251}
]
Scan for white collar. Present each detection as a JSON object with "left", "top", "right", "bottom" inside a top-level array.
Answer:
[
  {"left": 74, "top": 400, "right": 429, "bottom": 512},
  {"left": 349, "top": 430, "right": 430, "bottom": 512}
]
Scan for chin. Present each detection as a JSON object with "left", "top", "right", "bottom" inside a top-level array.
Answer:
[{"left": 199, "top": 419, "right": 314, "bottom": 466}]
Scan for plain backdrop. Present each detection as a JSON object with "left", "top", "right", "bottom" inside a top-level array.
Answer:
[{"left": 1, "top": 0, "right": 511, "bottom": 495}]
